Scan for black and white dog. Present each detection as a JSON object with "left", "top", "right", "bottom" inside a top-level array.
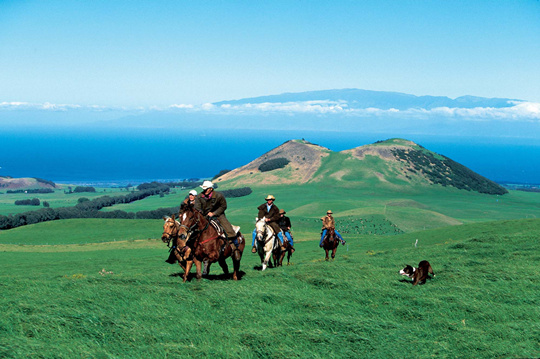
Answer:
[{"left": 399, "top": 260, "right": 435, "bottom": 285}]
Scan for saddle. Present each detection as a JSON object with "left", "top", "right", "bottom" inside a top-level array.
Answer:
[{"left": 209, "top": 218, "right": 242, "bottom": 247}]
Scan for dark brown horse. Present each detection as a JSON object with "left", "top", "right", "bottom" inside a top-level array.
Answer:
[
  {"left": 275, "top": 233, "right": 294, "bottom": 266},
  {"left": 177, "top": 202, "right": 245, "bottom": 281},
  {"left": 322, "top": 228, "right": 340, "bottom": 261},
  {"left": 161, "top": 215, "right": 194, "bottom": 282}
]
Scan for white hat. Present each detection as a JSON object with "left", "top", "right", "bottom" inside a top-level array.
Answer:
[
  {"left": 189, "top": 190, "right": 197, "bottom": 196},
  {"left": 200, "top": 180, "right": 214, "bottom": 190}
]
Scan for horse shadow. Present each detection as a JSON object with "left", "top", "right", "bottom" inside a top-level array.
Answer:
[{"left": 170, "top": 271, "right": 246, "bottom": 281}]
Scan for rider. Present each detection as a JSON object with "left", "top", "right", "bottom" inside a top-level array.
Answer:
[
  {"left": 182, "top": 189, "right": 197, "bottom": 206},
  {"left": 251, "top": 195, "right": 281, "bottom": 253},
  {"left": 278, "top": 209, "right": 295, "bottom": 253},
  {"left": 194, "top": 180, "right": 238, "bottom": 244},
  {"left": 319, "top": 210, "right": 346, "bottom": 247},
  {"left": 166, "top": 189, "right": 199, "bottom": 265}
]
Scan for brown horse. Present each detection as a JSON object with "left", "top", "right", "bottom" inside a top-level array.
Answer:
[
  {"left": 275, "top": 233, "right": 294, "bottom": 266},
  {"left": 322, "top": 228, "right": 340, "bottom": 261},
  {"left": 161, "top": 215, "right": 194, "bottom": 282},
  {"left": 177, "top": 202, "right": 245, "bottom": 281}
]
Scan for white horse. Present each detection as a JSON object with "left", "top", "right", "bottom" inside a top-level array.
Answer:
[{"left": 255, "top": 217, "right": 277, "bottom": 271}]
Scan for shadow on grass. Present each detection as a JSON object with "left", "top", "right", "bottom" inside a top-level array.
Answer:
[
  {"left": 398, "top": 277, "right": 435, "bottom": 286},
  {"left": 169, "top": 271, "right": 246, "bottom": 281}
]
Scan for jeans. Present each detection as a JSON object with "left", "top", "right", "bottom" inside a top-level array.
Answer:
[
  {"left": 319, "top": 229, "right": 344, "bottom": 246},
  {"left": 252, "top": 229, "right": 294, "bottom": 246}
]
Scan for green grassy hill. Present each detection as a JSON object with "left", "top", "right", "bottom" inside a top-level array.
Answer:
[
  {"left": 1, "top": 218, "right": 538, "bottom": 358},
  {"left": 216, "top": 138, "right": 507, "bottom": 195}
]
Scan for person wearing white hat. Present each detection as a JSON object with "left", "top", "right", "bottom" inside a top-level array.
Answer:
[
  {"left": 319, "top": 210, "right": 345, "bottom": 247},
  {"left": 180, "top": 189, "right": 197, "bottom": 206},
  {"left": 194, "top": 180, "right": 236, "bottom": 240},
  {"left": 252, "top": 195, "right": 281, "bottom": 253}
]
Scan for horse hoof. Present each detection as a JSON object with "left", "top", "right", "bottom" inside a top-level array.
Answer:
[{"left": 262, "top": 264, "right": 267, "bottom": 271}]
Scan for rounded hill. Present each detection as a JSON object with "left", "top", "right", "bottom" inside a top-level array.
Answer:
[{"left": 216, "top": 138, "right": 507, "bottom": 195}]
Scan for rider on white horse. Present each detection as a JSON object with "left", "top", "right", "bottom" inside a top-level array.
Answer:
[{"left": 252, "top": 195, "right": 282, "bottom": 253}]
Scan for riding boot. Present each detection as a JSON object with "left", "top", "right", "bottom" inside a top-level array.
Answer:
[{"left": 165, "top": 250, "right": 177, "bottom": 264}]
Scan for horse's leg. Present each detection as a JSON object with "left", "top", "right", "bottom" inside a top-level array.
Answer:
[
  {"left": 183, "top": 260, "right": 194, "bottom": 282},
  {"left": 332, "top": 247, "right": 337, "bottom": 260},
  {"left": 287, "top": 249, "right": 291, "bottom": 265},
  {"left": 178, "top": 260, "right": 187, "bottom": 273},
  {"left": 325, "top": 248, "right": 329, "bottom": 261},
  {"left": 194, "top": 259, "right": 203, "bottom": 280},
  {"left": 279, "top": 248, "right": 286, "bottom": 266},
  {"left": 263, "top": 247, "right": 272, "bottom": 271},
  {"left": 231, "top": 246, "right": 243, "bottom": 280},
  {"left": 218, "top": 256, "right": 229, "bottom": 276}
]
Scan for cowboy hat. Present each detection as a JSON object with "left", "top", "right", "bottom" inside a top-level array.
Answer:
[{"left": 200, "top": 180, "right": 214, "bottom": 190}]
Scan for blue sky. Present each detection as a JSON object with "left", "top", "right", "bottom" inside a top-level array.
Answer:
[{"left": 1, "top": 1, "right": 540, "bottom": 108}]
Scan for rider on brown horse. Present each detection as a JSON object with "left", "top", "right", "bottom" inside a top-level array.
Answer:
[
  {"left": 278, "top": 209, "right": 295, "bottom": 253},
  {"left": 194, "top": 180, "right": 239, "bottom": 246},
  {"left": 319, "top": 210, "right": 346, "bottom": 247},
  {"left": 165, "top": 189, "right": 198, "bottom": 264}
]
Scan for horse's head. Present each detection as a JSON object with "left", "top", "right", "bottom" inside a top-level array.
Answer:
[
  {"left": 255, "top": 217, "right": 267, "bottom": 241},
  {"left": 177, "top": 202, "right": 204, "bottom": 239},
  {"left": 162, "top": 215, "right": 179, "bottom": 244}
]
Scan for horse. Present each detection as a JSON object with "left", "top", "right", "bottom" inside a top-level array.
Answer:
[
  {"left": 322, "top": 228, "right": 341, "bottom": 261},
  {"left": 276, "top": 232, "right": 294, "bottom": 266},
  {"left": 177, "top": 202, "right": 245, "bottom": 281},
  {"left": 254, "top": 217, "right": 281, "bottom": 270},
  {"left": 161, "top": 215, "right": 194, "bottom": 282}
]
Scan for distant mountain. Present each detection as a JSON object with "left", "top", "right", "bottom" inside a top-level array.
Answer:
[
  {"left": 216, "top": 139, "right": 507, "bottom": 195},
  {"left": 215, "top": 88, "right": 518, "bottom": 110}
]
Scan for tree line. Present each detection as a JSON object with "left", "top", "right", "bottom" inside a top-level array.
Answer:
[
  {"left": 0, "top": 182, "right": 171, "bottom": 230},
  {"left": 8, "top": 189, "right": 54, "bottom": 194},
  {"left": 0, "top": 182, "right": 252, "bottom": 230},
  {"left": 14, "top": 198, "right": 41, "bottom": 206}
]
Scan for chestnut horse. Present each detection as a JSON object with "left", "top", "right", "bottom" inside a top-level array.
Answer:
[
  {"left": 177, "top": 203, "right": 245, "bottom": 281},
  {"left": 161, "top": 215, "right": 194, "bottom": 282},
  {"left": 322, "top": 228, "right": 340, "bottom": 261}
]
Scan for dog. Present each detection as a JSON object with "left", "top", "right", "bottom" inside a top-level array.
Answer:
[{"left": 399, "top": 260, "right": 435, "bottom": 285}]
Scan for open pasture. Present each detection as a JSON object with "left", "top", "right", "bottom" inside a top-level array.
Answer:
[{"left": 1, "top": 218, "right": 538, "bottom": 358}]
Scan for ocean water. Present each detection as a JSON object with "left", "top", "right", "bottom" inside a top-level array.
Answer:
[{"left": 1, "top": 128, "right": 539, "bottom": 185}]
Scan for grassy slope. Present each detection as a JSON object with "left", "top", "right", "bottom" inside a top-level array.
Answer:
[{"left": 0, "top": 218, "right": 538, "bottom": 358}]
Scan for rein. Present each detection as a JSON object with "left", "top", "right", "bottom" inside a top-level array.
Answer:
[
  {"left": 256, "top": 223, "right": 273, "bottom": 245},
  {"left": 182, "top": 211, "right": 219, "bottom": 246}
]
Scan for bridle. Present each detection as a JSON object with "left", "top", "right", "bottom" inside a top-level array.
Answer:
[
  {"left": 162, "top": 218, "right": 195, "bottom": 260},
  {"left": 256, "top": 220, "right": 273, "bottom": 244}
]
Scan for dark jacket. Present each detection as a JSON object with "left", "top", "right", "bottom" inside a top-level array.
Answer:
[
  {"left": 257, "top": 203, "right": 281, "bottom": 234},
  {"left": 257, "top": 203, "right": 280, "bottom": 222},
  {"left": 278, "top": 216, "right": 291, "bottom": 232},
  {"left": 195, "top": 190, "right": 227, "bottom": 217}
]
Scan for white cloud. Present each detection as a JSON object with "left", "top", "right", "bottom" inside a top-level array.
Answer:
[
  {"left": 169, "top": 104, "right": 194, "bottom": 109},
  {"left": 2, "top": 99, "right": 539, "bottom": 122}
]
